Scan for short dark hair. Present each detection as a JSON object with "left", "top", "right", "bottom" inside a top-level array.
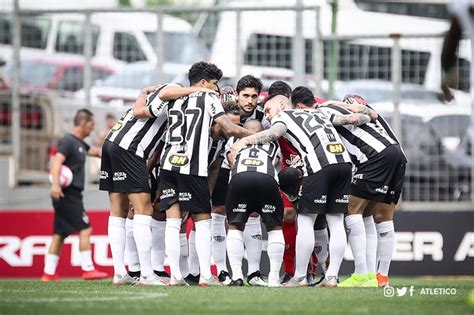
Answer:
[
  {"left": 222, "top": 100, "right": 240, "bottom": 115},
  {"left": 236, "top": 75, "right": 263, "bottom": 94},
  {"left": 291, "top": 86, "right": 315, "bottom": 107},
  {"left": 188, "top": 61, "right": 223, "bottom": 85},
  {"left": 74, "top": 108, "right": 94, "bottom": 126},
  {"left": 278, "top": 167, "right": 303, "bottom": 197},
  {"left": 268, "top": 80, "right": 292, "bottom": 98}
]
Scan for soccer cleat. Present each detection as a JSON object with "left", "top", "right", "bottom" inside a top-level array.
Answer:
[
  {"left": 199, "top": 275, "right": 224, "bottom": 286},
  {"left": 376, "top": 273, "right": 390, "bottom": 287},
  {"left": 268, "top": 278, "right": 282, "bottom": 288},
  {"left": 217, "top": 270, "right": 232, "bottom": 285},
  {"left": 313, "top": 274, "right": 325, "bottom": 286},
  {"left": 169, "top": 276, "right": 189, "bottom": 286},
  {"left": 338, "top": 274, "right": 369, "bottom": 288},
  {"left": 40, "top": 273, "right": 60, "bottom": 282},
  {"left": 184, "top": 274, "right": 200, "bottom": 286},
  {"left": 361, "top": 273, "right": 378, "bottom": 288},
  {"left": 113, "top": 273, "right": 138, "bottom": 286},
  {"left": 282, "top": 276, "right": 308, "bottom": 287},
  {"left": 82, "top": 269, "right": 108, "bottom": 280},
  {"left": 280, "top": 273, "right": 293, "bottom": 285},
  {"left": 247, "top": 271, "right": 267, "bottom": 287},
  {"left": 154, "top": 270, "right": 170, "bottom": 279},
  {"left": 139, "top": 273, "right": 170, "bottom": 286},
  {"left": 306, "top": 273, "right": 316, "bottom": 286},
  {"left": 229, "top": 279, "right": 244, "bottom": 286},
  {"left": 320, "top": 276, "right": 338, "bottom": 288}
]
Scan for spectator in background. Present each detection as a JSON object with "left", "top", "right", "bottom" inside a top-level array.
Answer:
[{"left": 42, "top": 109, "right": 107, "bottom": 281}]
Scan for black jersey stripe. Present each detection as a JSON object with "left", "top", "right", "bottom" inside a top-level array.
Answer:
[
  {"left": 143, "top": 122, "right": 167, "bottom": 160},
  {"left": 189, "top": 96, "right": 204, "bottom": 175},
  {"left": 113, "top": 117, "right": 138, "bottom": 144},
  {"left": 336, "top": 126, "right": 378, "bottom": 158},
  {"left": 127, "top": 118, "right": 156, "bottom": 156}
]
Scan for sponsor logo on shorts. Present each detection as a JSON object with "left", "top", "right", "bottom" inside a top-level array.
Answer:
[
  {"left": 233, "top": 204, "right": 247, "bottom": 213},
  {"left": 314, "top": 195, "right": 327, "bottom": 204},
  {"left": 375, "top": 185, "right": 389, "bottom": 194},
  {"left": 169, "top": 155, "right": 189, "bottom": 167},
  {"left": 326, "top": 143, "right": 345, "bottom": 154},
  {"left": 262, "top": 204, "right": 276, "bottom": 213},
  {"left": 335, "top": 194, "right": 350, "bottom": 204},
  {"left": 241, "top": 158, "right": 264, "bottom": 166},
  {"left": 178, "top": 192, "right": 192, "bottom": 202},
  {"left": 113, "top": 172, "right": 127, "bottom": 181},
  {"left": 100, "top": 171, "right": 108, "bottom": 180},
  {"left": 111, "top": 122, "right": 123, "bottom": 131},
  {"left": 160, "top": 188, "right": 176, "bottom": 199},
  {"left": 354, "top": 174, "right": 364, "bottom": 180}
]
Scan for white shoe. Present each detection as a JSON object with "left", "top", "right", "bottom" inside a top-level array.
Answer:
[
  {"left": 247, "top": 271, "right": 267, "bottom": 287},
  {"left": 199, "top": 275, "right": 223, "bottom": 286},
  {"left": 267, "top": 278, "right": 282, "bottom": 288},
  {"left": 282, "top": 276, "right": 308, "bottom": 287},
  {"left": 320, "top": 276, "right": 338, "bottom": 288},
  {"left": 113, "top": 274, "right": 138, "bottom": 286},
  {"left": 169, "top": 276, "right": 189, "bottom": 286},
  {"left": 139, "top": 273, "right": 169, "bottom": 286}
]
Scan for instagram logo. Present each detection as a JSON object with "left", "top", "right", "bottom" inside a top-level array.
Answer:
[{"left": 384, "top": 286, "right": 395, "bottom": 297}]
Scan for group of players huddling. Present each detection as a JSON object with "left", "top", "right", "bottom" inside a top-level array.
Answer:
[{"left": 100, "top": 61, "right": 406, "bottom": 288}]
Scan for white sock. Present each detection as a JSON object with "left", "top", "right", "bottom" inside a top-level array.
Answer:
[
  {"left": 44, "top": 253, "right": 59, "bottom": 275},
  {"left": 125, "top": 218, "right": 140, "bottom": 273},
  {"left": 376, "top": 220, "right": 395, "bottom": 277},
  {"left": 314, "top": 228, "right": 329, "bottom": 272},
  {"left": 151, "top": 218, "right": 166, "bottom": 272},
  {"left": 345, "top": 214, "right": 367, "bottom": 275},
  {"left": 107, "top": 216, "right": 127, "bottom": 276},
  {"left": 80, "top": 250, "right": 95, "bottom": 272},
  {"left": 195, "top": 219, "right": 212, "bottom": 280},
  {"left": 294, "top": 213, "right": 317, "bottom": 280},
  {"left": 188, "top": 230, "right": 200, "bottom": 276},
  {"left": 227, "top": 229, "right": 244, "bottom": 281},
  {"left": 133, "top": 214, "right": 153, "bottom": 278},
  {"left": 211, "top": 213, "right": 228, "bottom": 273},
  {"left": 243, "top": 216, "right": 262, "bottom": 275},
  {"left": 267, "top": 230, "right": 285, "bottom": 283},
  {"left": 325, "top": 213, "right": 346, "bottom": 278},
  {"left": 179, "top": 233, "right": 189, "bottom": 277},
  {"left": 364, "top": 216, "right": 378, "bottom": 275},
  {"left": 165, "top": 218, "right": 182, "bottom": 280}
]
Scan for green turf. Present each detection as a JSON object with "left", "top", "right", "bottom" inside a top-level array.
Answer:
[{"left": 0, "top": 277, "right": 473, "bottom": 315}]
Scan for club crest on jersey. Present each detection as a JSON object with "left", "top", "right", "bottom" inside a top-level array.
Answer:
[
  {"left": 169, "top": 154, "right": 189, "bottom": 166},
  {"left": 326, "top": 143, "right": 345, "bottom": 154},
  {"left": 111, "top": 122, "right": 122, "bottom": 131},
  {"left": 241, "top": 158, "right": 264, "bottom": 166}
]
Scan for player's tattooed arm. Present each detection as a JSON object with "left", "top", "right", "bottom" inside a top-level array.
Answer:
[
  {"left": 320, "top": 100, "right": 378, "bottom": 120},
  {"left": 332, "top": 113, "right": 371, "bottom": 126},
  {"left": 132, "top": 88, "right": 152, "bottom": 118},
  {"left": 215, "top": 115, "right": 255, "bottom": 139}
]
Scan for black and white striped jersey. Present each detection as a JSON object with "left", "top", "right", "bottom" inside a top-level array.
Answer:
[
  {"left": 240, "top": 106, "right": 271, "bottom": 129},
  {"left": 208, "top": 138, "right": 228, "bottom": 167},
  {"left": 160, "top": 91, "right": 226, "bottom": 177},
  {"left": 231, "top": 141, "right": 280, "bottom": 182},
  {"left": 105, "top": 84, "right": 171, "bottom": 160},
  {"left": 318, "top": 104, "right": 407, "bottom": 166},
  {"left": 272, "top": 109, "right": 351, "bottom": 176}
]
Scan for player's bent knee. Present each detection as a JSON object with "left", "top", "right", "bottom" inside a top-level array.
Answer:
[{"left": 212, "top": 205, "right": 225, "bottom": 215}]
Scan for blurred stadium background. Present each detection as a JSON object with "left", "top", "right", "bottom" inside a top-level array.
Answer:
[{"left": 0, "top": 0, "right": 472, "bottom": 280}]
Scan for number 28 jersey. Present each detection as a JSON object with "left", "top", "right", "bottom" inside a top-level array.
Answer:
[
  {"left": 160, "top": 91, "right": 225, "bottom": 177},
  {"left": 272, "top": 109, "right": 351, "bottom": 176}
]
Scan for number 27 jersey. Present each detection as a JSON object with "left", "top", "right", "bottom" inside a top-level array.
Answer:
[{"left": 272, "top": 109, "right": 351, "bottom": 176}]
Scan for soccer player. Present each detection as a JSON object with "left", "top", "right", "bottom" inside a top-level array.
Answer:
[
  {"left": 158, "top": 62, "right": 254, "bottom": 286},
  {"left": 230, "top": 95, "right": 371, "bottom": 287},
  {"left": 42, "top": 109, "right": 107, "bottom": 282},
  {"left": 317, "top": 94, "right": 406, "bottom": 288},
  {"left": 101, "top": 83, "right": 212, "bottom": 286},
  {"left": 226, "top": 119, "right": 284, "bottom": 287}
]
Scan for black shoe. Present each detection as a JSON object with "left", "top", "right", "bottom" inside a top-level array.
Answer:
[
  {"left": 154, "top": 270, "right": 170, "bottom": 278},
  {"left": 218, "top": 270, "right": 232, "bottom": 285},
  {"left": 184, "top": 273, "right": 200, "bottom": 286},
  {"left": 128, "top": 271, "right": 141, "bottom": 280},
  {"left": 247, "top": 271, "right": 267, "bottom": 286},
  {"left": 280, "top": 273, "right": 293, "bottom": 285},
  {"left": 229, "top": 279, "right": 244, "bottom": 286}
]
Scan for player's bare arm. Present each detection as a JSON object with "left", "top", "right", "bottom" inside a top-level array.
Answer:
[
  {"left": 321, "top": 100, "right": 378, "bottom": 120},
  {"left": 332, "top": 113, "right": 371, "bottom": 126},
  {"left": 88, "top": 146, "right": 101, "bottom": 158},
  {"left": 229, "top": 123, "right": 287, "bottom": 161},
  {"left": 215, "top": 114, "right": 255, "bottom": 139},
  {"left": 50, "top": 152, "right": 66, "bottom": 200},
  {"left": 158, "top": 85, "right": 218, "bottom": 100}
]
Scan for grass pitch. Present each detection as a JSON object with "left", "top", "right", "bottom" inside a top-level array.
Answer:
[{"left": 1, "top": 277, "right": 473, "bottom": 315}]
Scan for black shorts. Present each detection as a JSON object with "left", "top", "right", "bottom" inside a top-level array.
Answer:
[
  {"left": 99, "top": 140, "right": 151, "bottom": 193},
  {"left": 225, "top": 172, "right": 283, "bottom": 226},
  {"left": 211, "top": 168, "right": 230, "bottom": 207},
  {"left": 352, "top": 144, "right": 406, "bottom": 204},
  {"left": 52, "top": 187, "right": 90, "bottom": 236},
  {"left": 298, "top": 163, "right": 351, "bottom": 214},
  {"left": 159, "top": 169, "right": 211, "bottom": 214}
]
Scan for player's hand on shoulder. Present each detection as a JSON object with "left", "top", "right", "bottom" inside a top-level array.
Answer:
[{"left": 51, "top": 183, "right": 64, "bottom": 200}]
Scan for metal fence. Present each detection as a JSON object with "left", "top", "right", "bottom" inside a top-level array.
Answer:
[{"left": 0, "top": 4, "right": 472, "bottom": 207}]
